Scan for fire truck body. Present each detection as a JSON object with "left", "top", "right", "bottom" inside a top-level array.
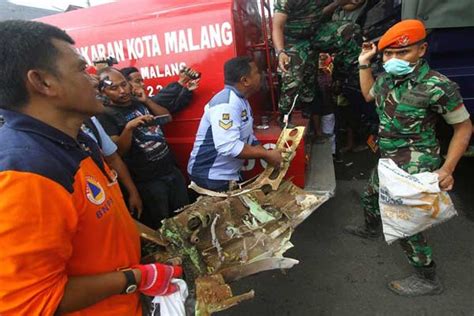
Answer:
[{"left": 38, "top": 0, "right": 308, "bottom": 187}]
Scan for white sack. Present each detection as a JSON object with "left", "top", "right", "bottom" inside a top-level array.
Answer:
[{"left": 378, "top": 158, "right": 457, "bottom": 244}]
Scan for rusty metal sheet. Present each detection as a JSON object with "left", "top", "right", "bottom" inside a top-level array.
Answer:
[
  {"left": 195, "top": 274, "right": 254, "bottom": 316},
  {"left": 147, "top": 126, "right": 330, "bottom": 315}
]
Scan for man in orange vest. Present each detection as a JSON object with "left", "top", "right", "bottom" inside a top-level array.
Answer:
[{"left": 0, "top": 20, "right": 181, "bottom": 315}]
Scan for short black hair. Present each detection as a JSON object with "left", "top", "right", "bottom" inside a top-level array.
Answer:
[
  {"left": 120, "top": 67, "right": 139, "bottom": 80},
  {"left": 224, "top": 56, "right": 254, "bottom": 85},
  {"left": 0, "top": 20, "right": 75, "bottom": 109}
]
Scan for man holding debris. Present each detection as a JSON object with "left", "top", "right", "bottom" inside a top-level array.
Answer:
[
  {"left": 0, "top": 20, "right": 180, "bottom": 315},
  {"left": 345, "top": 20, "right": 472, "bottom": 296},
  {"left": 187, "top": 56, "right": 283, "bottom": 191}
]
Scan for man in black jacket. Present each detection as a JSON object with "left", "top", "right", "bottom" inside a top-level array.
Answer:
[
  {"left": 120, "top": 66, "right": 200, "bottom": 114},
  {"left": 98, "top": 67, "right": 189, "bottom": 229}
]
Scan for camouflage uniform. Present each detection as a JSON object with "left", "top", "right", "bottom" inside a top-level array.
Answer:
[
  {"left": 364, "top": 59, "right": 470, "bottom": 267},
  {"left": 274, "top": 0, "right": 362, "bottom": 114}
]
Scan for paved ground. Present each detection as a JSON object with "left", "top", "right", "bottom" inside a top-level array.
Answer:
[{"left": 221, "top": 154, "right": 474, "bottom": 316}]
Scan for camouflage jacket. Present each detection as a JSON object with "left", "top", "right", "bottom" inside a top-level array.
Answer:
[
  {"left": 274, "top": 0, "right": 332, "bottom": 43},
  {"left": 370, "top": 59, "right": 470, "bottom": 173}
]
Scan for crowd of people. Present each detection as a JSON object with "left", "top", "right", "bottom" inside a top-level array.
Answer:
[
  {"left": 0, "top": 17, "right": 284, "bottom": 314},
  {"left": 274, "top": 0, "right": 472, "bottom": 299},
  {"left": 0, "top": 0, "right": 472, "bottom": 314}
]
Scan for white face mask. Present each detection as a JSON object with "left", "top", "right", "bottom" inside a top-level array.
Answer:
[{"left": 383, "top": 58, "right": 416, "bottom": 76}]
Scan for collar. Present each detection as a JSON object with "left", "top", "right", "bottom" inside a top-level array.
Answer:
[
  {"left": 0, "top": 108, "right": 81, "bottom": 148},
  {"left": 387, "top": 59, "right": 431, "bottom": 85},
  {"left": 225, "top": 84, "right": 245, "bottom": 99}
]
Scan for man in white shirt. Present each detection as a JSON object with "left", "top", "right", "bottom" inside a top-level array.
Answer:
[{"left": 188, "top": 56, "right": 283, "bottom": 191}]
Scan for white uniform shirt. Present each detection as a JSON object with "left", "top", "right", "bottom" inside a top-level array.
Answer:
[{"left": 187, "top": 85, "right": 259, "bottom": 181}]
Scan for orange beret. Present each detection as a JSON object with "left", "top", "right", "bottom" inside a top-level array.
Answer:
[{"left": 378, "top": 19, "right": 426, "bottom": 50}]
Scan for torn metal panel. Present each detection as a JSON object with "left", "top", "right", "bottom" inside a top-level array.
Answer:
[
  {"left": 153, "top": 126, "right": 329, "bottom": 314},
  {"left": 159, "top": 183, "right": 327, "bottom": 314},
  {"left": 136, "top": 220, "right": 168, "bottom": 247},
  {"left": 245, "top": 126, "right": 305, "bottom": 191},
  {"left": 195, "top": 274, "right": 254, "bottom": 316},
  {"left": 219, "top": 257, "right": 299, "bottom": 282}
]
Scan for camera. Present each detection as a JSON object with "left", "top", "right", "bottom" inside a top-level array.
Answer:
[
  {"left": 181, "top": 66, "right": 201, "bottom": 80},
  {"left": 98, "top": 75, "right": 113, "bottom": 91},
  {"left": 93, "top": 56, "right": 119, "bottom": 67}
]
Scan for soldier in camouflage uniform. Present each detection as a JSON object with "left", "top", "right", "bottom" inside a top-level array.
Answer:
[
  {"left": 345, "top": 20, "right": 472, "bottom": 296},
  {"left": 272, "top": 0, "right": 362, "bottom": 118}
]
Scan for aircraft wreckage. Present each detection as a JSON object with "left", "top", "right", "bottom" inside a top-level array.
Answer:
[{"left": 138, "top": 126, "right": 329, "bottom": 315}]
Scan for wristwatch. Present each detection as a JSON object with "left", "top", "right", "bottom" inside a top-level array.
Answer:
[
  {"left": 276, "top": 49, "right": 288, "bottom": 58},
  {"left": 121, "top": 269, "right": 138, "bottom": 294},
  {"left": 358, "top": 64, "right": 371, "bottom": 70}
]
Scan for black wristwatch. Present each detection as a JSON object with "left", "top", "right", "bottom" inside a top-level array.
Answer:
[
  {"left": 358, "top": 63, "right": 371, "bottom": 70},
  {"left": 276, "top": 49, "right": 288, "bottom": 58},
  {"left": 121, "top": 269, "right": 138, "bottom": 294}
]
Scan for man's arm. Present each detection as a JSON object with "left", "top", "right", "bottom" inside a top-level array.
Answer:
[
  {"left": 110, "top": 115, "right": 154, "bottom": 156},
  {"left": 56, "top": 270, "right": 140, "bottom": 314},
  {"left": 104, "top": 152, "right": 143, "bottom": 218},
  {"left": 237, "top": 144, "right": 283, "bottom": 168},
  {"left": 272, "top": 12, "right": 291, "bottom": 72},
  {"left": 272, "top": 12, "right": 287, "bottom": 53},
  {"left": 436, "top": 119, "right": 472, "bottom": 190},
  {"left": 133, "top": 86, "right": 170, "bottom": 116},
  {"left": 151, "top": 82, "right": 194, "bottom": 114},
  {"left": 431, "top": 78, "right": 473, "bottom": 190},
  {"left": 358, "top": 42, "right": 377, "bottom": 102},
  {"left": 209, "top": 105, "right": 283, "bottom": 168},
  {"left": 142, "top": 97, "right": 170, "bottom": 116}
]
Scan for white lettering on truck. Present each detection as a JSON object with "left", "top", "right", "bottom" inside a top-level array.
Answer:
[{"left": 78, "top": 22, "right": 233, "bottom": 62}]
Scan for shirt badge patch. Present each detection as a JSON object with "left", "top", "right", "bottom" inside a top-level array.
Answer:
[
  {"left": 222, "top": 113, "right": 230, "bottom": 120},
  {"left": 219, "top": 120, "right": 233, "bottom": 130},
  {"left": 85, "top": 176, "right": 106, "bottom": 205},
  {"left": 241, "top": 109, "right": 248, "bottom": 122}
]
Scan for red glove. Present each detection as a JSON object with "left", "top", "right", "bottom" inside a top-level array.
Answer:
[{"left": 132, "top": 263, "right": 183, "bottom": 296}]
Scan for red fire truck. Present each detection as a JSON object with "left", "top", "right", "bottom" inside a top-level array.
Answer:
[{"left": 38, "top": 0, "right": 318, "bottom": 189}]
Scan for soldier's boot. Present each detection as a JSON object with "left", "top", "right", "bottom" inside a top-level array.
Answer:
[
  {"left": 343, "top": 215, "right": 381, "bottom": 240},
  {"left": 388, "top": 263, "right": 443, "bottom": 297}
]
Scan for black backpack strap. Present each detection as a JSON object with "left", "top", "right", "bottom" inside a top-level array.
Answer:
[{"left": 83, "top": 118, "right": 103, "bottom": 149}]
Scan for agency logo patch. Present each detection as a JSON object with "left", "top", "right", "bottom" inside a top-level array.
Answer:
[
  {"left": 85, "top": 176, "right": 106, "bottom": 205},
  {"left": 241, "top": 109, "right": 248, "bottom": 122}
]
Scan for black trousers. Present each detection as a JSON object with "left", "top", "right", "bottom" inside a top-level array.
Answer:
[{"left": 136, "top": 166, "right": 189, "bottom": 229}]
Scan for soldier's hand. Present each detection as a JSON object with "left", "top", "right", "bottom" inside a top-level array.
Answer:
[
  {"left": 278, "top": 52, "right": 290, "bottom": 73},
  {"left": 264, "top": 148, "right": 284, "bottom": 168},
  {"left": 358, "top": 42, "right": 377, "bottom": 65},
  {"left": 435, "top": 168, "right": 454, "bottom": 191}
]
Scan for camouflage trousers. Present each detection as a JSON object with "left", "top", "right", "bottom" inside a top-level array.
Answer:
[
  {"left": 362, "top": 167, "right": 433, "bottom": 268},
  {"left": 279, "top": 21, "right": 362, "bottom": 114}
]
